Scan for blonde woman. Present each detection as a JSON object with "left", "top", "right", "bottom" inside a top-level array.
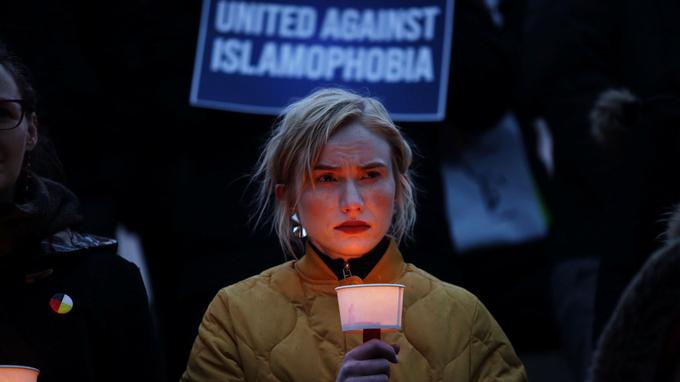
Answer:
[{"left": 182, "top": 88, "right": 527, "bottom": 381}]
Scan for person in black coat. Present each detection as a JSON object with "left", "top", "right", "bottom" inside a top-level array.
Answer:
[
  {"left": 588, "top": 205, "right": 680, "bottom": 382},
  {"left": 0, "top": 44, "right": 161, "bottom": 381},
  {"left": 521, "top": 0, "right": 680, "bottom": 378}
]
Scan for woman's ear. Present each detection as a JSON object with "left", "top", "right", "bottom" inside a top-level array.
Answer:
[
  {"left": 25, "top": 113, "right": 38, "bottom": 151},
  {"left": 276, "top": 184, "right": 297, "bottom": 214},
  {"left": 275, "top": 184, "right": 286, "bottom": 202}
]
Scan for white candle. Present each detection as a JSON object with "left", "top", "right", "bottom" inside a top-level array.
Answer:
[
  {"left": 0, "top": 366, "right": 39, "bottom": 382},
  {"left": 335, "top": 283, "right": 405, "bottom": 332}
]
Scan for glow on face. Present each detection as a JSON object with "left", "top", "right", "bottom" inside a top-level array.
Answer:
[{"left": 297, "top": 122, "right": 396, "bottom": 261}]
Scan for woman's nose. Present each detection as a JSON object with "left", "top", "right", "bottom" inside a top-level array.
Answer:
[{"left": 340, "top": 180, "right": 364, "bottom": 214}]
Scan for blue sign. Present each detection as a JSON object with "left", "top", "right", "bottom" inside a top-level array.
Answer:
[
  {"left": 190, "top": 0, "right": 454, "bottom": 121},
  {"left": 441, "top": 113, "right": 549, "bottom": 252}
]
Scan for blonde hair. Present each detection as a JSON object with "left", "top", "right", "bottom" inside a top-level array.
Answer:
[{"left": 252, "top": 88, "right": 416, "bottom": 257}]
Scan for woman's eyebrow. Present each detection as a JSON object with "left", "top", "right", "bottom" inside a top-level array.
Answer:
[
  {"left": 361, "top": 162, "right": 388, "bottom": 169},
  {"left": 313, "top": 161, "right": 388, "bottom": 170},
  {"left": 313, "top": 164, "right": 339, "bottom": 170}
]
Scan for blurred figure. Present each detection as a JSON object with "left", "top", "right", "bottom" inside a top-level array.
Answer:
[
  {"left": 435, "top": 0, "right": 558, "bottom": 365},
  {"left": 182, "top": 88, "right": 527, "bottom": 381},
  {"left": 0, "top": 44, "right": 161, "bottom": 381},
  {"left": 521, "top": 0, "right": 680, "bottom": 379},
  {"left": 588, "top": 205, "right": 680, "bottom": 382}
]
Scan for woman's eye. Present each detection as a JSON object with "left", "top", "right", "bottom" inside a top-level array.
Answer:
[
  {"left": 317, "top": 174, "right": 336, "bottom": 183},
  {"left": 0, "top": 107, "right": 12, "bottom": 120},
  {"left": 362, "top": 171, "right": 381, "bottom": 180}
]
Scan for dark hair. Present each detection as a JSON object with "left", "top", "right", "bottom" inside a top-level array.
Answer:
[{"left": 0, "top": 42, "right": 37, "bottom": 113}]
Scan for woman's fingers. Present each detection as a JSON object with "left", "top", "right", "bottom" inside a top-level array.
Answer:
[
  {"left": 336, "top": 340, "right": 401, "bottom": 382},
  {"left": 337, "top": 340, "right": 399, "bottom": 382},
  {"left": 345, "top": 339, "right": 399, "bottom": 363},
  {"left": 343, "top": 376, "right": 390, "bottom": 382},
  {"left": 343, "top": 358, "right": 391, "bottom": 377},
  {"left": 337, "top": 358, "right": 391, "bottom": 382}
]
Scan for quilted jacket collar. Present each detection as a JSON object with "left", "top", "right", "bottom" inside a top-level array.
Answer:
[{"left": 295, "top": 239, "right": 406, "bottom": 285}]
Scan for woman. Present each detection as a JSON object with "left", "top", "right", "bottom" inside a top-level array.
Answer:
[
  {"left": 0, "top": 45, "right": 161, "bottom": 381},
  {"left": 182, "top": 88, "right": 527, "bottom": 381}
]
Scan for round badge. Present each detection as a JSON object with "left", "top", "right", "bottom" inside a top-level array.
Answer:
[{"left": 49, "top": 293, "right": 73, "bottom": 314}]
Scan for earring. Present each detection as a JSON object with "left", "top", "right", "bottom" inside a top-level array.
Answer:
[{"left": 291, "top": 213, "right": 307, "bottom": 239}]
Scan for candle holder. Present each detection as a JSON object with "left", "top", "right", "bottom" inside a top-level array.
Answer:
[
  {"left": 0, "top": 366, "right": 39, "bottom": 382},
  {"left": 335, "top": 283, "right": 405, "bottom": 343}
]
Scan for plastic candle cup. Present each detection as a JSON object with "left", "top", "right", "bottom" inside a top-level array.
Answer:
[
  {"left": 335, "top": 283, "right": 405, "bottom": 342},
  {"left": 0, "top": 366, "right": 39, "bottom": 382}
]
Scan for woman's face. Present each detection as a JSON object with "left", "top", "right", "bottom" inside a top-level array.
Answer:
[
  {"left": 297, "top": 122, "right": 396, "bottom": 261},
  {"left": 0, "top": 64, "right": 37, "bottom": 202}
]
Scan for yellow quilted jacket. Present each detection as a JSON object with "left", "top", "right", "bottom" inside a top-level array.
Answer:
[{"left": 182, "top": 240, "right": 527, "bottom": 381}]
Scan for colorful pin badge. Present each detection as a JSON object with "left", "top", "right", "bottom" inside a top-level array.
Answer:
[{"left": 49, "top": 293, "right": 73, "bottom": 314}]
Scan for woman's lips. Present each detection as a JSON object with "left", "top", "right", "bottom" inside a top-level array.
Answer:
[{"left": 335, "top": 221, "right": 370, "bottom": 234}]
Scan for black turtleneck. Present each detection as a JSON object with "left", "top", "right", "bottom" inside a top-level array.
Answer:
[{"left": 309, "top": 237, "right": 390, "bottom": 280}]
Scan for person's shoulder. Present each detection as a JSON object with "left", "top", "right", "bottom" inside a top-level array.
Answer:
[
  {"left": 70, "top": 233, "right": 142, "bottom": 275},
  {"left": 402, "top": 262, "right": 481, "bottom": 314},
  {"left": 203, "top": 261, "right": 300, "bottom": 328},
  {"left": 41, "top": 229, "right": 139, "bottom": 272},
  {"left": 44, "top": 230, "right": 150, "bottom": 303},
  {"left": 37, "top": 230, "right": 149, "bottom": 314},
  {"left": 40, "top": 229, "right": 141, "bottom": 276},
  {"left": 42, "top": 229, "right": 117, "bottom": 255},
  {"left": 215, "top": 260, "right": 298, "bottom": 301}
]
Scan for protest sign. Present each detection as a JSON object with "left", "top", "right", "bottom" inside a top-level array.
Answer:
[{"left": 190, "top": 0, "right": 454, "bottom": 121}]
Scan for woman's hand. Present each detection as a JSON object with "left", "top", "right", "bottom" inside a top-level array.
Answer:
[{"left": 336, "top": 339, "right": 400, "bottom": 382}]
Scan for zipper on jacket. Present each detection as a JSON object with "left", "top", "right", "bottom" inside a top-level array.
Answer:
[{"left": 342, "top": 261, "right": 352, "bottom": 279}]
